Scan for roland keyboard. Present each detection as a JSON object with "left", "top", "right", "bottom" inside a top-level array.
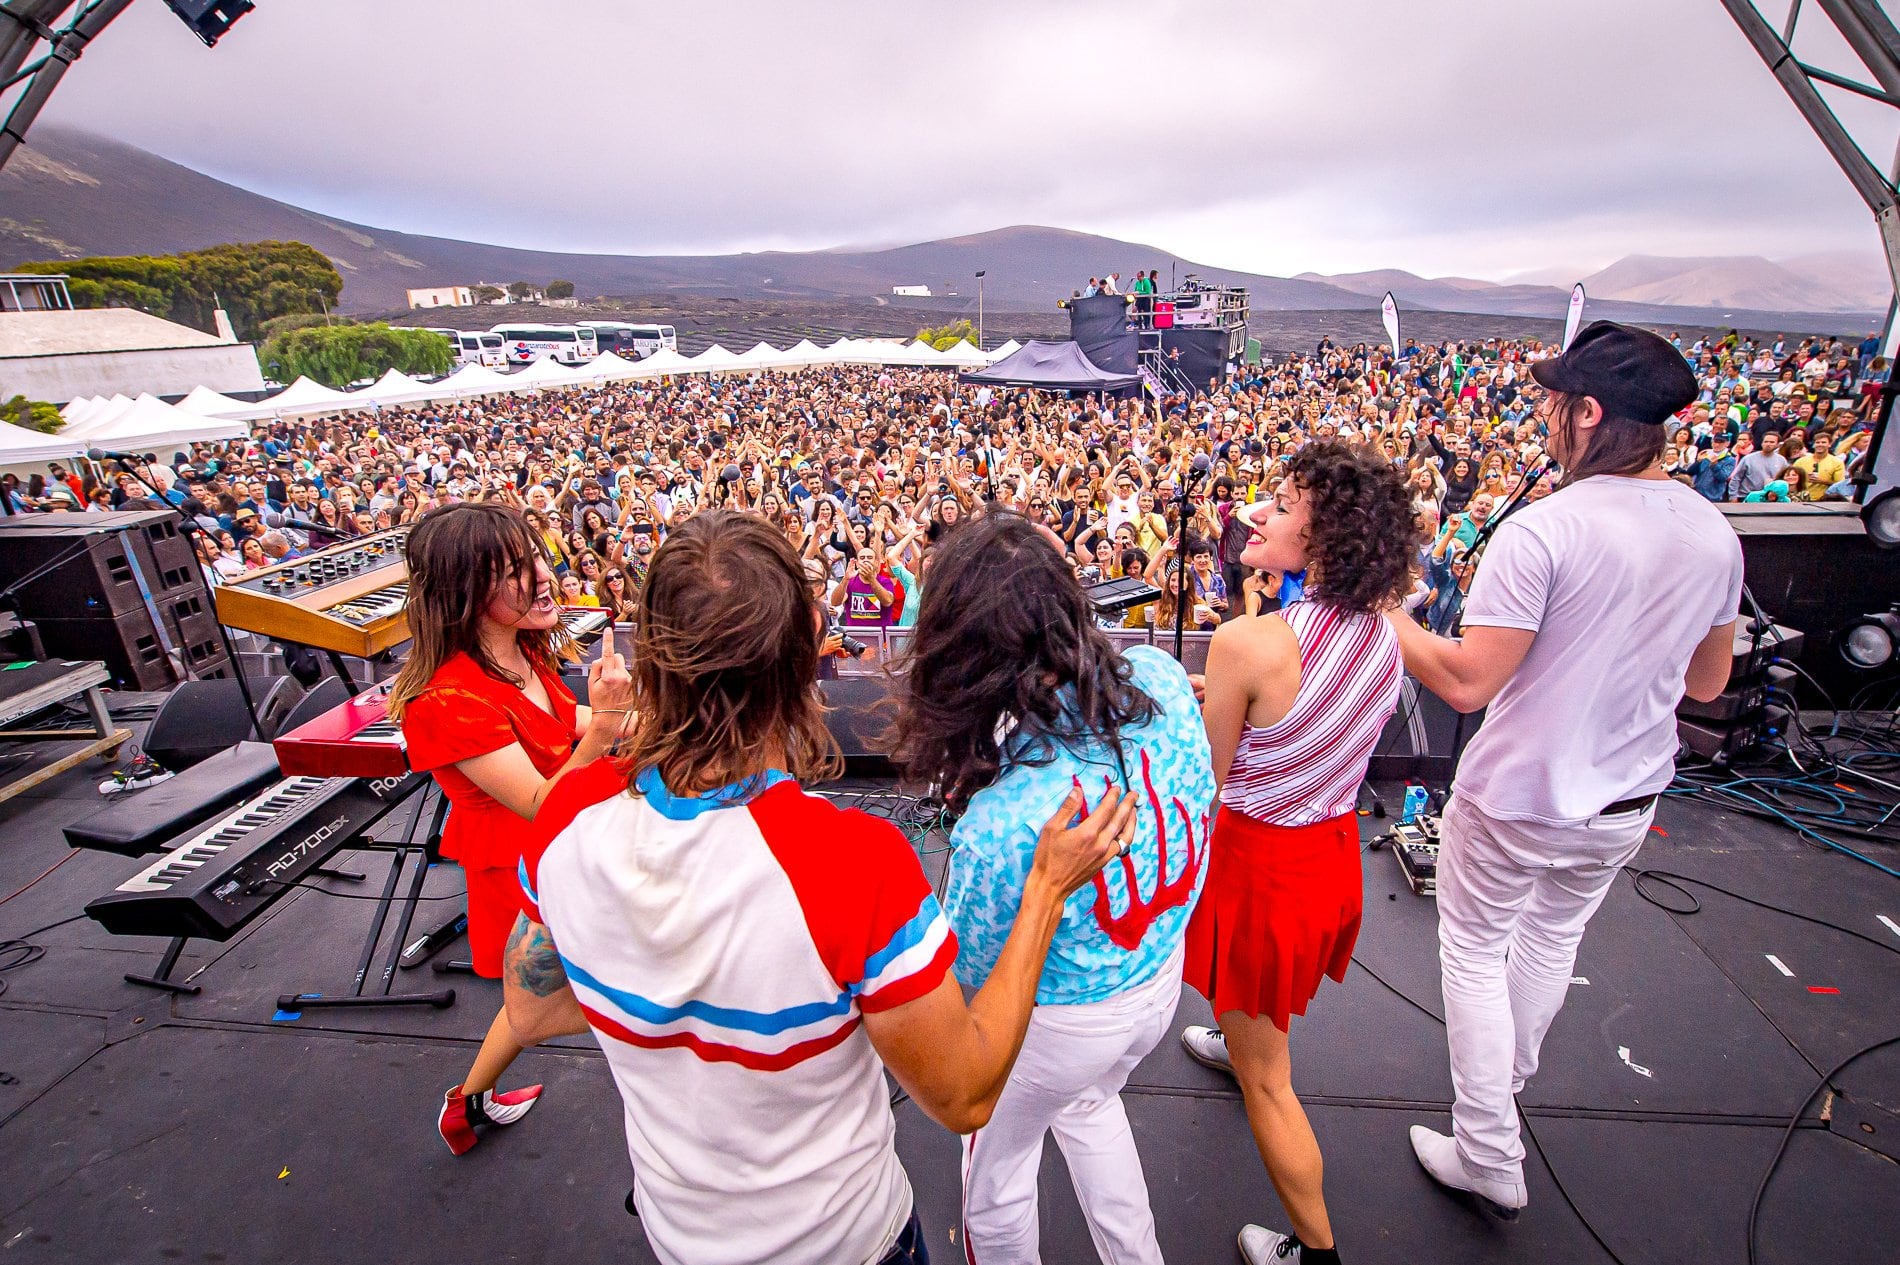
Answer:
[
  {"left": 274, "top": 687, "right": 406, "bottom": 779},
  {"left": 213, "top": 527, "right": 413, "bottom": 658},
  {"left": 85, "top": 769, "right": 425, "bottom": 942}
]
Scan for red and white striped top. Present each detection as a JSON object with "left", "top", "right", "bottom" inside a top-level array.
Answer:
[{"left": 1221, "top": 600, "right": 1404, "bottom": 826}]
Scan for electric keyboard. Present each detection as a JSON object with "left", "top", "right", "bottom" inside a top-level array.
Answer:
[
  {"left": 85, "top": 769, "right": 425, "bottom": 941},
  {"left": 274, "top": 687, "right": 406, "bottom": 779},
  {"left": 213, "top": 527, "right": 413, "bottom": 658}
]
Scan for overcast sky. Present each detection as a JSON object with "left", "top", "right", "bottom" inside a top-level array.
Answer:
[{"left": 37, "top": 0, "right": 1896, "bottom": 280}]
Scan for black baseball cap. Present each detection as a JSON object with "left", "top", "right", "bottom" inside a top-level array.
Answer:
[{"left": 1530, "top": 321, "right": 1697, "bottom": 425}]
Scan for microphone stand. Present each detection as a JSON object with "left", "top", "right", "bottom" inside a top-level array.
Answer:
[
  {"left": 1172, "top": 461, "right": 1210, "bottom": 664},
  {"left": 105, "top": 456, "right": 263, "bottom": 741}
]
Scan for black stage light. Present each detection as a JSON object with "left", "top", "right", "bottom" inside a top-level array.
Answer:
[
  {"left": 1838, "top": 606, "right": 1900, "bottom": 672},
  {"left": 165, "top": 0, "right": 255, "bottom": 48},
  {"left": 1862, "top": 487, "right": 1900, "bottom": 551}
]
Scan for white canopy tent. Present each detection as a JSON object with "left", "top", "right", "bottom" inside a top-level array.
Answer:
[
  {"left": 512, "top": 356, "right": 586, "bottom": 389},
  {"left": 571, "top": 351, "right": 644, "bottom": 383},
  {"left": 0, "top": 418, "right": 82, "bottom": 468},
  {"left": 733, "top": 342, "right": 781, "bottom": 372},
  {"left": 630, "top": 348, "right": 694, "bottom": 377},
  {"left": 175, "top": 385, "right": 257, "bottom": 419},
  {"left": 934, "top": 340, "right": 990, "bottom": 369},
  {"left": 767, "top": 339, "right": 827, "bottom": 369},
  {"left": 343, "top": 368, "right": 441, "bottom": 409},
  {"left": 75, "top": 393, "right": 246, "bottom": 453},
  {"left": 687, "top": 345, "right": 744, "bottom": 373},
  {"left": 435, "top": 363, "right": 516, "bottom": 397},
  {"left": 242, "top": 376, "right": 356, "bottom": 419},
  {"left": 985, "top": 339, "right": 1022, "bottom": 362}
]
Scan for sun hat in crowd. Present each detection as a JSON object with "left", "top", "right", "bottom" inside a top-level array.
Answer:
[{"left": 1530, "top": 321, "right": 1698, "bottom": 425}]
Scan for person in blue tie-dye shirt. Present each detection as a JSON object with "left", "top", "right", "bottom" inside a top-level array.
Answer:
[{"left": 891, "top": 511, "right": 1217, "bottom": 1265}]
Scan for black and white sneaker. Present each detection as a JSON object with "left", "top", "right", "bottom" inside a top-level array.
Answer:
[
  {"left": 1181, "top": 1024, "right": 1234, "bottom": 1075},
  {"left": 1238, "top": 1225, "right": 1303, "bottom": 1262},
  {"left": 98, "top": 753, "right": 173, "bottom": 796}
]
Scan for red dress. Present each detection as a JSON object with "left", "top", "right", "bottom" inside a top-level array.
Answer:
[{"left": 402, "top": 651, "right": 578, "bottom": 978}]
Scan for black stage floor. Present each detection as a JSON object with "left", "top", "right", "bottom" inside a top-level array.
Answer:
[{"left": 1, "top": 734, "right": 1897, "bottom": 1263}]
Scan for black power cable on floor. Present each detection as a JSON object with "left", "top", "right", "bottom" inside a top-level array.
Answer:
[
  {"left": 1346, "top": 954, "right": 1634, "bottom": 1265},
  {"left": 0, "top": 914, "right": 86, "bottom": 999}
]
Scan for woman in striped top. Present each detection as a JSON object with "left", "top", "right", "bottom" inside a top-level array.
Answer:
[{"left": 1182, "top": 441, "right": 1423, "bottom": 1265}]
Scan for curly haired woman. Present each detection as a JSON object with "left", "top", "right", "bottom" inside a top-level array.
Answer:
[{"left": 1179, "top": 440, "right": 1423, "bottom": 1265}]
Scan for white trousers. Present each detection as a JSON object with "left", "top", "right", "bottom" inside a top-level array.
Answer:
[
  {"left": 960, "top": 951, "right": 1182, "bottom": 1265},
  {"left": 1435, "top": 793, "right": 1652, "bottom": 1184}
]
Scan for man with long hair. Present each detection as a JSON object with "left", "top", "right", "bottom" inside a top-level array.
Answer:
[
  {"left": 888, "top": 511, "right": 1216, "bottom": 1265},
  {"left": 500, "top": 511, "right": 1138, "bottom": 1265},
  {"left": 1385, "top": 322, "right": 1742, "bottom": 1218}
]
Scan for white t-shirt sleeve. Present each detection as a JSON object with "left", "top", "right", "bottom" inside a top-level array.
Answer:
[
  {"left": 1712, "top": 532, "right": 1745, "bottom": 629},
  {"left": 1460, "top": 521, "right": 1551, "bottom": 633}
]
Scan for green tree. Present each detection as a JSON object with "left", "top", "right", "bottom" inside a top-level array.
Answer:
[
  {"left": 0, "top": 394, "right": 63, "bottom": 434},
  {"left": 470, "top": 284, "right": 504, "bottom": 304},
  {"left": 545, "top": 279, "right": 575, "bottom": 300},
  {"left": 915, "top": 318, "right": 979, "bottom": 351},
  {"left": 258, "top": 323, "right": 455, "bottom": 389},
  {"left": 506, "top": 281, "right": 535, "bottom": 302},
  {"left": 13, "top": 242, "right": 342, "bottom": 341}
]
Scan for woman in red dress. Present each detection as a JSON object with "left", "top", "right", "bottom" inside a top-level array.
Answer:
[
  {"left": 389, "top": 503, "right": 632, "bottom": 1155},
  {"left": 1181, "top": 442, "right": 1422, "bottom": 1265}
]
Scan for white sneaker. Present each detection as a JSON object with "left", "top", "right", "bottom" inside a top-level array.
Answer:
[
  {"left": 1181, "top": 1025, "right": 1234, "bottom": 1075},
  {"left": 1238, "top": 1225, "right": 1304, "bottom": 1262},
  {"left": 1408, "top": 1125, "right": 1527, "bottom": 1220},
  {"left": 98, "top": 754, "right": 173, "bottom": 796}
]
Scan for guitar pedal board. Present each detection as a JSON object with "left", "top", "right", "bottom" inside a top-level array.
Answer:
[{"left": 1379, "top": 815, "right": 1441, "bottom": 897}]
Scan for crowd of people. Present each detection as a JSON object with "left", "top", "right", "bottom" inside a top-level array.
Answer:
[{"left": 4, "top": 325, "right": 1872, "bottom": 653}]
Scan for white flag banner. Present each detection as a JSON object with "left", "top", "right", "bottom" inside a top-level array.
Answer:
[
  {"left": 1564, "top": 284, "right": 1587, "bottom": 350},
  {"left": 1381, "top": 291, "right": 1401, "bottom": 359}
]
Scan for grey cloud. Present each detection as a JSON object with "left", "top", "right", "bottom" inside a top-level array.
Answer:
[{"left": 35, "top": 0, "right": 1888, "bottom": 278}]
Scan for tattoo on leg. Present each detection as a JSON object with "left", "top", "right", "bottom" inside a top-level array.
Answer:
[{"left": 505, "top": 913, "right": 571, "bottom": 998}]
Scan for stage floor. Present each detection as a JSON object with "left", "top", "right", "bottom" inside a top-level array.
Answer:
[{"left": 1, "top": 741, "right": 1896, "bottom": 1264}]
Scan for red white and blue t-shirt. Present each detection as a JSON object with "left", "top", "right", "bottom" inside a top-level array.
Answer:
[{"left": 519, "top": 760, "right": 956, "bottom": 1265}]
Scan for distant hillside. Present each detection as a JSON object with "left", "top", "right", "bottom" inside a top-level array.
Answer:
[{"left": 0, "top": 125, "right": 1880, "bottom": 333}]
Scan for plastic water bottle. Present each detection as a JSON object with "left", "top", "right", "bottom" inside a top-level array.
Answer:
[{"left": 1401, "top": 784, "right": 1429, "bottom": 824}]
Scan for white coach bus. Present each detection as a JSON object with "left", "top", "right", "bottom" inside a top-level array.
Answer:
[
  {"left": 425, "top": 329, "right": 509, "bottom": 368},
  {"left": 490, "top": 324, "right": 600, "bottom": 365},
  {"left": 578, "top": 321, "right": 677, "bottom": 359}
]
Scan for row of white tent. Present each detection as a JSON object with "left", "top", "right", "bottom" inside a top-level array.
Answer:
[
  {"left": 166, "top": 335, "right": 1023, "bottom": 423},
  {"left": 4, "top": 335, "right": 1022, "bottom": 468}
]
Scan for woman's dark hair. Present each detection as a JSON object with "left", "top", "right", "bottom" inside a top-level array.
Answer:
[
  {"left": 614, "top": 510, "right": 838, "bottom": 795},
  {"left": 387, "top": 503, "right": 568, "bottom": 722},
  {"left": 1283, "top": 440, "right": 1423, "bottom": 615},
  {"left": 888, "top": 511, "right": 1157, "bottom": 808},
  {"left": 1548, "top": 391, "right": 1667, "bottom": 487}
]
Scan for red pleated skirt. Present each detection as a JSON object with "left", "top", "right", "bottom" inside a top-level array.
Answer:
[{"left": 1182, "top": 806, "right": 1362, "bottom": 1033}]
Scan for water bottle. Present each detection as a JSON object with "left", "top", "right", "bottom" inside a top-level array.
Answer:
[{"left": 1401, "top": 784, "right": 1429, "bottom": 825}]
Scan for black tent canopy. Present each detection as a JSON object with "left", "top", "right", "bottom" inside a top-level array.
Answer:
[{"left": 959, "top": 340, "right": 1140, "bottom": 393}]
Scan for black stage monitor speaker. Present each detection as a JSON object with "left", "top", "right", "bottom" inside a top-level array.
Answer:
[
  {"left": 820, "top": 675, "right": 897, "bottom": 778},
  {"left": 144, "top": 676, "right": 300, "bottom": 770},
  {"left": 274, "top": 676, "right": 354, "bottom": 736}
]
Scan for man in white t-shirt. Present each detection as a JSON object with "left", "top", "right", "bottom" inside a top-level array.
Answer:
[{"left": 1385, "top": 322, "right": 1742, "bottom": 1220}]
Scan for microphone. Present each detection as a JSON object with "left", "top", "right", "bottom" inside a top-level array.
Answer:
[
  {"left": 277, "top": 516, "right": 341, "bottom": 536},
  {"left": 87, "top": 447, "right": 143, "bottom": 463}
]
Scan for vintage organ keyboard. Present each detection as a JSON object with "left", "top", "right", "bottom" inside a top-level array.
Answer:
[
  {"left": 213, "top": 527, "right": 413, "bottom": 658},
  {"left": 85, "top": 767, "right": 425, "bottom": 942}
]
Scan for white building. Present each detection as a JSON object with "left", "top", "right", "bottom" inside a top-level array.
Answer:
[
  {"left": 0, "top": 308, "right": 265, "bottom": 405},
  {"left": 406, "top": 285, "right": 473, "bottom": 309},
  {"left": 892, "top": 285, "right": 932, "bottom": 298}
]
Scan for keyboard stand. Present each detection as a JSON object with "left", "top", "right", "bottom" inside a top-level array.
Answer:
[
  {"left": 125, "top": 935, "right": 201, "bottom": 995},
  {"left": 275, "top": 788, "right": 457, "bottom": 1015}
]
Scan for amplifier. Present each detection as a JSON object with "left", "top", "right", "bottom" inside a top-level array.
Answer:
[{"left": 0, "top": 511, "right": 197, "bottom": 617}]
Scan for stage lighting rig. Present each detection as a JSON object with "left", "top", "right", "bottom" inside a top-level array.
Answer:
[
  {"left": 0, "top": 0, "right": 256, "bottom": 174},
  {"left": 164, "top": 0, "right": 253, "bottom": 47}
]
